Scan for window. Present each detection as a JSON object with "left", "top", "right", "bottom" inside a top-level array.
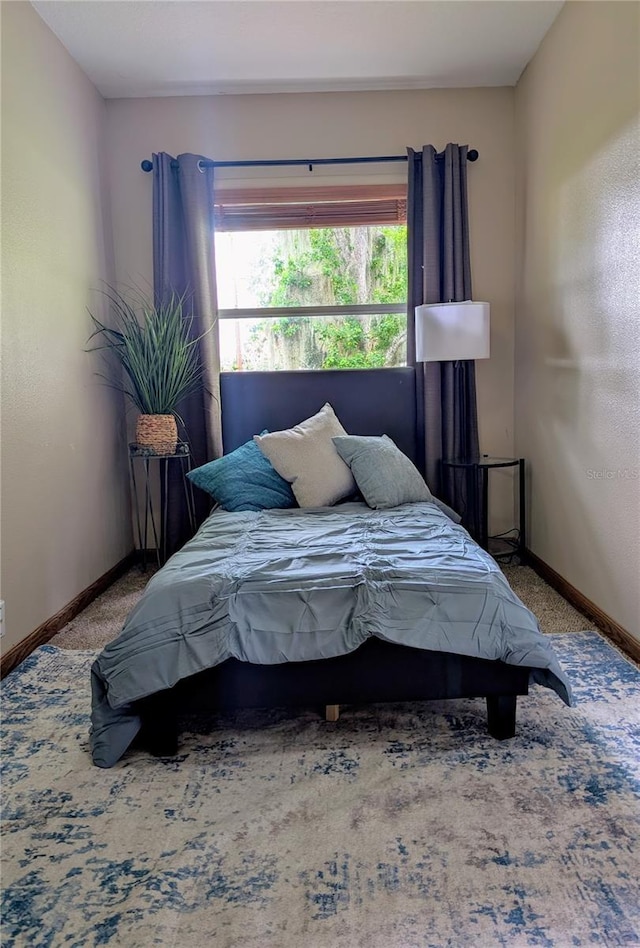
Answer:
[{"left": 214, "top": 185, "right": 407, "bottom": 371}]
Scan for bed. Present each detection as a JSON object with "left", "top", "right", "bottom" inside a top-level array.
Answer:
[{"left": 90, "top": 368, "right": 573, "bottom": 768}]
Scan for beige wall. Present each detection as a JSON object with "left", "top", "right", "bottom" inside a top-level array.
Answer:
[
  {"left": 515, "top": 2, "right": 640, "bottom": 637},
  {"left": 0, "top": 2, "right": 132, "bottom": 655},
  {"left": 105, "top": 86, "right": 518, "bottom": 528}
]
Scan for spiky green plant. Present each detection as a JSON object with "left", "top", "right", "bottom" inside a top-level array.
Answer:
[{"left": 87, "top": 286, "right": 208, "bottom": 420}]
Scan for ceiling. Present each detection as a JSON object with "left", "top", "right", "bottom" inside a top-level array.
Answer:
[{"left": 31, "top": 0, "right": 564, "bottom": 99}]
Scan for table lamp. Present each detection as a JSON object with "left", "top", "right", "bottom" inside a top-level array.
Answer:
[{"left": 415, "top": 301, "right": 490, "bottom": 362}]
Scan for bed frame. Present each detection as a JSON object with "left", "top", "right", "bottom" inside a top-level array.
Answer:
[{"left": 138, "top": 368, "right": 531, "bottom": 753}]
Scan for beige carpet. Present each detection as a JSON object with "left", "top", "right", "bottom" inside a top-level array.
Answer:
[
  {"left": 50, "top": 564, "right": 590, "bottom": 652},
  {"left": 502, "top": 564, "right": 590, "bottom": 632}
]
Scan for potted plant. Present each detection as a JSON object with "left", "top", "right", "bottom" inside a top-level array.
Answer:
[{"left": 87, "top": 286, "right": 207, "bottom": 455}]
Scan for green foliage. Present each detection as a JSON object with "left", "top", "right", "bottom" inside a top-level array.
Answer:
[
  {"left": 254, "top": 223, "right": 407, "bottom": 370},
  {"left": 316, "top": 317, "right": 366, "bottom": 368},
  {"left": 369, "top": 313, "right": 404, "bottom": 351},
  {"left": 309, "top": 230, "right": 358, "bottom": 304},
  {"left": 86, "top": 286, "right": 207, "bottom": 417},
  {"left": 269, "top": 255, "right": 313, "bottom": 306},
  {"left": 316, "top": 313, "right": 405, "bottom": 369},
  {"left": 266, "top": 316, "right": 309, "bottom": 338},
  {"left": 371, "top": 228, "right": 408, "bottom": 304}
]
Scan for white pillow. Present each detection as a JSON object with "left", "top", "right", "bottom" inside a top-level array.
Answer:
[{"left": 254, "top": 403, "right": 356, "bottom": 508}]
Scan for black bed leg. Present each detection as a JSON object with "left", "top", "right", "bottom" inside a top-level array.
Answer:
[
  {"left": 141, "top": 692, "right": 179, "bottom": 757},
  {"left": 486, "top": 694, "right": 517, "bottom": 740}
]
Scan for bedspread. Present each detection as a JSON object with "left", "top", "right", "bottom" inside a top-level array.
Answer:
[{"left": 90, "top": 502, "right": 573, "bottom": 766}]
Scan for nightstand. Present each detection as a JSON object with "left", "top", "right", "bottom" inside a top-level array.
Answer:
[
  {"left": 441, "top": 456, "right": 526, "bottom": 562},
  {"left": 128, "top": 441, "right": 197, "bottom": 568}
]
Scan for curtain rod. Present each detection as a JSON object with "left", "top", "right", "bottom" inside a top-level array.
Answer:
[{"left": 140, "top": 150, "right": 479, "bottom": 173}]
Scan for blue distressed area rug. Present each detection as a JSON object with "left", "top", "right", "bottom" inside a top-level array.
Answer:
[{"left": 2, "top": 631, "right": 639, "bottom": 948}]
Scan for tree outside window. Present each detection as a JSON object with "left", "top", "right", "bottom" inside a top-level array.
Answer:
[{"left": 214, "top": 186, "right": 407, "bottom": 371}]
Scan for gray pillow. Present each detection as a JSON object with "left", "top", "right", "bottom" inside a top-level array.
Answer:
[{"left": 332, "top": 434, "right": 433, "bottom": 509}]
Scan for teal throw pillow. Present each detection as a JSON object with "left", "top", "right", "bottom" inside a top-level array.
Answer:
[
  {"left": 187, "top": 436, "right": 296, "bottom": 512},
  {"left": 332, "top": 434, "right": 433, "bottom": 510}
]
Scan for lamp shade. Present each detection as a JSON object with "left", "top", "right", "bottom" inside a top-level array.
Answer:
[{"left": 415, "top": 301, "right": 490, "bottom": 362}]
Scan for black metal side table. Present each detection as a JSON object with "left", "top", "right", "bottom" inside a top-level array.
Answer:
[
  {"left": 441, "top": 456, "right": 526, "bottom": 561},
  {"left": 129, "top": 441, "right": 196, "bottom": 568}
]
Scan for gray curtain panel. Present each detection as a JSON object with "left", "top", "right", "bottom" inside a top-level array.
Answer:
[
  {"left": 407, "top": 144, "right": 481, "bottom": 538},
  {"left": 153, "top": 153, "right": 223, "bottom": 555}
]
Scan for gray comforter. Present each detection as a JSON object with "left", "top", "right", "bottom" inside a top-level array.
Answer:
[{"left": 90, "top": 502, "right": 573, "bottom": 767}]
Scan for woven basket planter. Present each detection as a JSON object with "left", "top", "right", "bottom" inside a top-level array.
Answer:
[{"left": 135, "top": 414, "right": 178, "bottom": 455}]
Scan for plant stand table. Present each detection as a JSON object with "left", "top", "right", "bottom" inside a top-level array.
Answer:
[
  {"left": 129, "top": 441, "right": 196, "bottom": 568},
  {"left": 441, "top": 456, "right": 526, "bottom": 562}
]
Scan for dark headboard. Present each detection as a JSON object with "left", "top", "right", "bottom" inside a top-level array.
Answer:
[{"left": 221, "top": 367, "right": 417, "bottom": 463}]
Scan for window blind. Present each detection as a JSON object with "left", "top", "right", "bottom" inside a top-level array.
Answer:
[{"left": 213, "top": 184, "right": 407, "bottom": 232}]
